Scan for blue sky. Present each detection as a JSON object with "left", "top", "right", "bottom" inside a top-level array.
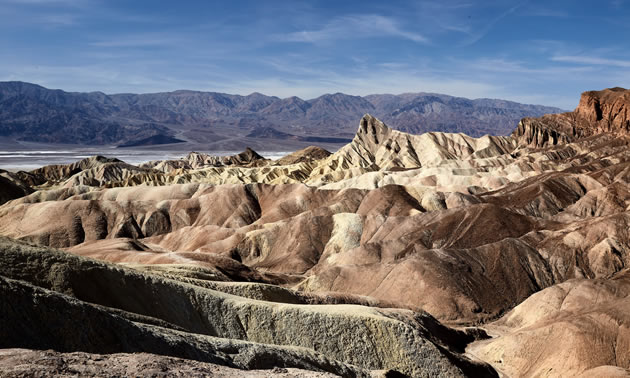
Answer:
[{"left": 0, "top": 0, "right": 628, "bottom": 109}]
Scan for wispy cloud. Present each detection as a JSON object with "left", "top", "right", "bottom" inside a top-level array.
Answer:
[
  {"left": 469, "top": 58, "right": 595, "bottom": 75},
  {"left": 411, "top": 0, "right": 475, "bottom": 35},
  {"left": 521, "top": 7, "right": 569, "bottom": 18},
  {"left": 459, "top": 0, "right": 528, "bottom": 46},
  {"left": 2, "top": 0, "right": 91, "bottom": 5},
  {"left": 38, "top": 13, "right": 78, "bottom": 26},
  {"left": 0, "top": 0, "right": 93, "bottom": 27},
  {"left": 89, "top": 33, "right": 183, "bottom": 48},
  {"left": 278, "top": 14, "right": 428, "bottom": 44},
  {"left": 552, "top": 55, "right": 630, "bottom": 68}
]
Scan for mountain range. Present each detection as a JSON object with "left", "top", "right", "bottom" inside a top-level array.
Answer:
[{"left": 0, "top": 81, "right": 564, "bottom": 150}]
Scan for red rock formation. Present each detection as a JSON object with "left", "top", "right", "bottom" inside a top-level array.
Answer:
[
  {"left": 576, "top": 87, "right": 630, "bottom": 132},
  {"left": 514, "top": 87, "right": 630, "bottom": 148}
]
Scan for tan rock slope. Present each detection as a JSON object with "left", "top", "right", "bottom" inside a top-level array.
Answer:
[
  {"left": 470, "top": 270, "right": 630, "bottom": 377},
  {"left": 140, "top": 148, "right": 268, "bottom": 173},
  {"left": 2, "top": 87, "right": 630, "bottom": 376},
  {"left": 272, "top": 146, "right": 332, "bottom": 166},
  {"left": 0, "top": 237, "right": 495, "bottom": 377}
]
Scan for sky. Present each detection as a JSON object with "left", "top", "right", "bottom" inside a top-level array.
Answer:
[{"left": 0, "top": 0, "right": 628, "bottom": 109}]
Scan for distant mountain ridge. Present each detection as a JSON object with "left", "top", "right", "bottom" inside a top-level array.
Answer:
[{"left": 0, "top": 81, "right": 564, "bottom": 147}]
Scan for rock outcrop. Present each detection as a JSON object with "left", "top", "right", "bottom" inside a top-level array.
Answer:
[
  {"left": 514, "top": 87, "right": 630, "bottom": 148},
  {"left": 0, "top": 349, "right": 341, "bottom": 377},
  {"left": 30, "top": 155, "right": 125, "bottom": 184},
  {"left": 0, "top": 172, "right": 33, "bottom": 205},
  {"left": 141, "top": 148, "right": 268, "bottom": 173},
  {"left": 272, "top": 146, "right": 332, "bottom": 166},
  {"left": 576, "top": 87, "right": 630, "bottom": 132}
]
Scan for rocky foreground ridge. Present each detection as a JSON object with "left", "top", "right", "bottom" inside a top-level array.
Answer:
[{"left": 1, "top": 88, "right": 630, "bottom": 377}]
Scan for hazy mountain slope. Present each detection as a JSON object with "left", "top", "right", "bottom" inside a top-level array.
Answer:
[
  {"left": 366, "top": 92, "right": 561, "bottom": 136},
  {"left": 0, "top": 81, "right": 564, "bottom": 147},
  {"left": 0, "top": 82, "right": 171, "bottom": 144}
]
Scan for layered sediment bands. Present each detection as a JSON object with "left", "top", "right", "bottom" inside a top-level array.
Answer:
[
  {"left": 0, "top": 276, "right": 366, "bottom": 376},
  {"left": 0, "top": 238, "right": 496, "bottom": 377},
  {"left": 308, "top": 114, "right": 517, "bottom": 183},
  {"left": 0, "top": 174, "right": 623, "bottom": 324},
  {"left": 8, "top": 114, "right": 524, "bottom": 192}
]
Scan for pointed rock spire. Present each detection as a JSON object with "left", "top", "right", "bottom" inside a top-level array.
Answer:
[{"left": 356, "top": 114, "right": 392, "bottom": 149}]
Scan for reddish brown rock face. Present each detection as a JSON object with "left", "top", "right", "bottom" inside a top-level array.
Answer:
[
  {"left": 576, "top": 87, "right": 630, "bottom": 132},
  {"left": 515, "top": 87, "right": 630, "bottom": 148}
]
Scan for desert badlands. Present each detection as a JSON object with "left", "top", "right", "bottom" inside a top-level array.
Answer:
[{"left": 1, "top": 88, "right": 630, "bottom": 377}]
